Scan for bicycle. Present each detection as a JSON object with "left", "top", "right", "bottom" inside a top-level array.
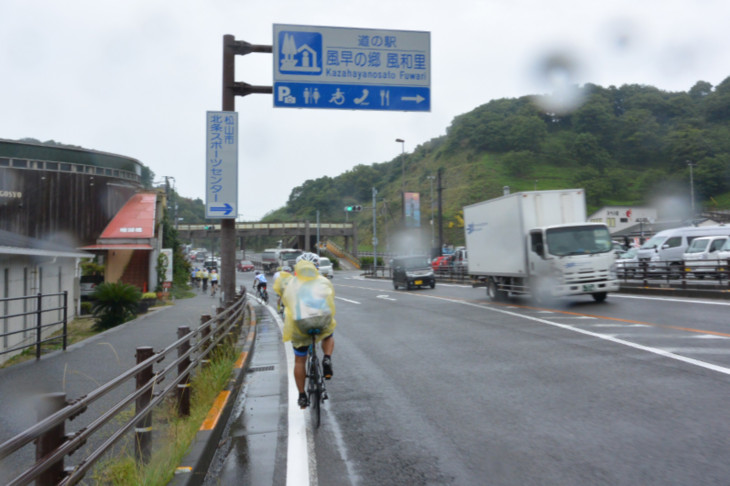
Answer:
[
  {"left": 305, "top": 329, "right": 328, "bottom": 428},
  {"left": 258, "top": 286, "right": 269, "bottom": 304}
]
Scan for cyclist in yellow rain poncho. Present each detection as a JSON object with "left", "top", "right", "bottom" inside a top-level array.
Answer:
[{"left": 276, "top": 259, "right": 336, "bottom": 409}]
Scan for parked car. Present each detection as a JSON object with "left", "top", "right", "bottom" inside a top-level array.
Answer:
[
  {"left": 80, "top": 275, "right": 104, "bottom": 301},
  {"left": 237, "top": 260, "right": 255, "bottom": 272},
  {"left": 616, "top": 247, "right": 640, "bottom": 276},
  {"left": 318, "top": 257, "right": 334, "bottom": 279},
  {"left": 392, "top": 256, "right": 435, "bottom": 290},
  {"left": 683, "top": 236, "right": 728, "bottom": 278},
  {"left": 431, "top": 256, "right": 450, "bottom": 272}
]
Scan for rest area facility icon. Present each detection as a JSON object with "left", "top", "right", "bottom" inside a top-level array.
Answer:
[{"left": 278, "top": 31, "right": 322, "bottom": 75}]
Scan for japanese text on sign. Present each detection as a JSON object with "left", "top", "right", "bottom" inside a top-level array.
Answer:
[{"left": 205, "top": 111, "right": 238, "bottom": 219}]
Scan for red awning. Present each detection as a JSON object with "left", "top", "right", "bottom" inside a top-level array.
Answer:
[{"left": 80, "top": 244, "right": 153, "bottom": 250}]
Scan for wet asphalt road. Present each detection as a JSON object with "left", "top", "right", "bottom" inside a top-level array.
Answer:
[{"left": 205, "top": 270, "right": 730, "bottom": 485}]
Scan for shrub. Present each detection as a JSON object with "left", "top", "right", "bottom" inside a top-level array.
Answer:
[
  {"left": 80, "top": 301, "right": 93, "bottom": 315},
  {"left": 92, "top": 282, "right": 142, "bottom": 331}
]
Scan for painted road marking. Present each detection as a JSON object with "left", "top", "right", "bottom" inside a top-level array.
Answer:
[{"left": 200, "top": 390, "right": 230, "bottom": 431}]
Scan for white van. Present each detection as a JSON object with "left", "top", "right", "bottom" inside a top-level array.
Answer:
[
  {"left": 637, "top": 225, "right": 730, "bottom": 275},
  {"left": 716, "top": 239, "right": 730, "bottom": 273},
  {"left": 683, "top": 236, "right": 728, "bottom": 277}
]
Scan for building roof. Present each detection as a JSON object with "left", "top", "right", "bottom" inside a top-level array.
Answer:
[
  {"left": 98, "top": 192, "right": 157, "bottom": 239},
  {"left": 0, "top": 229, "right": 92, "bottom": 258}
]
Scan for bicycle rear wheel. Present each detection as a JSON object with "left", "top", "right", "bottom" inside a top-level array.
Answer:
[{"left": 307, "top": 354, "right": 321, "bottom": 428}]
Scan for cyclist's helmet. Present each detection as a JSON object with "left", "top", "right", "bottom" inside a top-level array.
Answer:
[
  {"left": 255, "top": 270, "right": 260, "bottom": 275},
  {"left": 282, "top": 265, "right": 293, "bottom": 273},
  {"left": 296, "top": 252, "right": 320, "bottom": 265}
]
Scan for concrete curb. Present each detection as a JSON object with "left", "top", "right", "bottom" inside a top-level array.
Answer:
[{"left": 169, "top": 300, "right": 258, "bottom": 486}]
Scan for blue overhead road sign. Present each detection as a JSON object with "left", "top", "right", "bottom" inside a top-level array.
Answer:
[{"left": 273, "top": 24, "right": 430, "bottom": 112}]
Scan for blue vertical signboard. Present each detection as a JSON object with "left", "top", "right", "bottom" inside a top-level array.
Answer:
[
  {"left": 205, "top": 111, "right": 238, "bottom": 219},
  {"left": 273, "top": 24, "right": 430, "bottom": 112}
]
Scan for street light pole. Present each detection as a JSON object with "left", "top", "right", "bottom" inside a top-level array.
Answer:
[
  {"left": 395, "top": 138, "right": 405, "bottom": 222},
  {"left": 687, "top": 160, "right": 695, "bottom": 217},
  {"left": 427, "top": 175, "right": 435, "bottom": 250}
]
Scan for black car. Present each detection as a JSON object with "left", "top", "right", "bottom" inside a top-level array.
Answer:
[{"left": 392, "top": 256, "right": 436, "bottom": 290}]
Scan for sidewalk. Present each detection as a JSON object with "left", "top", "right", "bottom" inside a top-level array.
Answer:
[{"left": 0, "top": 291, "right": 227, "bottom": 481}]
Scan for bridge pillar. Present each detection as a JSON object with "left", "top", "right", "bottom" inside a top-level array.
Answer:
[{"left": 304, "top": 221, "right": 311, "bottom": 252}]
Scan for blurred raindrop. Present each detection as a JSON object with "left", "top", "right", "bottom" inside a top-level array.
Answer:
[{"left": 530, "top": 50, "right": 585, "bottom": 114}]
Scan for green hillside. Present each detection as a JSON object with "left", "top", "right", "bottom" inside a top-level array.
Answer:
[{"left": 264, "top": 78, "right": 730, "bottom": 250}]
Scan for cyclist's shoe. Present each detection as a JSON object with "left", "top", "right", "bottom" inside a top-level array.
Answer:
[
  {"left": 298, "top": 393, "right": 309, "bottom": 409},
  {"left": 322, "top": 356, "right": 333, "bottom": 380}
]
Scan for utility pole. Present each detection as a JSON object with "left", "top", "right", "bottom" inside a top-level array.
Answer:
[
  {"left": 372, "top": 187, "right": 378, "bottom": 274},
  {"left": 687, "top": 160, "right": 696, "bottom": 217},
  {"left": 221, "top": 34, "right": 272, "bottom": 304},
  {"left": 437, "top": 168, "right": 444, "bottom": 255}
]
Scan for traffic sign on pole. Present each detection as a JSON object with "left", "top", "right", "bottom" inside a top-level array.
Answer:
[
  {"left": 273, "top": 24, "right": 430, "bottom": 112},
  {"left": 205, "top": 111, "right": 238, "bottom": 219}
]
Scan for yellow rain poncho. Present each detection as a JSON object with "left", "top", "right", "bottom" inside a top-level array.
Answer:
[
  {"left": 281, "top": 260, "right": 337, "bottom": 347},
  {"left": 272, "top": 271, "right": 293, "bottom": 297}
]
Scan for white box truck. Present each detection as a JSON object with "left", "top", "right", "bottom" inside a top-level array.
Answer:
[{"left": 463, "top": 189, "right": 619, "bottom": 303}]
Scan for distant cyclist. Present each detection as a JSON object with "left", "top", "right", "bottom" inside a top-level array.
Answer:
[
  {"left": 253, "top": 271, "right": 268, "bottom": 300},
  {"left": 273, "top": 266, "right": 293, "bottom": 315},
  {"left": 210, "top": 270, "right": 219, "bottom": 296}
]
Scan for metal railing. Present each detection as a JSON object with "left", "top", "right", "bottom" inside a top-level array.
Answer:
[
  {"left": 0, "top": 291, "right": 250, "bottom": 486},
  {"left": 619, "top": 259, "right": 730, "bottom": 288},
  {"left": 0, "top": 292, "right": 68, "bottom": 361}
]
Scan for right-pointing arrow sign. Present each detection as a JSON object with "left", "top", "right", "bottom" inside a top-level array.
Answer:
[{"left": 401, "top": 94, "right": 425, "bottom": 103}]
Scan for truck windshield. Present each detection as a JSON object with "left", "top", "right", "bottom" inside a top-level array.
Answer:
[
  {"left": 280, "top": 250, "right": 302, "bottom": 260},
  {"left": 546, "top": 226, "right": 612, "bottom": 256}
]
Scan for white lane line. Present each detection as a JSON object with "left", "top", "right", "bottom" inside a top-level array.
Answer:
[
  {"left": 612, "top": 293, "right": 730, "bottom": 306},
  {"left": 335, "top": 296, "right": 361, "bottom": 304},
  {"left": 271, "top": 308, "right": 310, "bottom": 486},
  {"left": 455, "top": 300, "right": 730, "bottom": 377},
  {"left": 376, "top": 295, "right": 397, "bottom": 301},
  {"left": 334, "top": 282, "right": 730, "bottom": 375}
]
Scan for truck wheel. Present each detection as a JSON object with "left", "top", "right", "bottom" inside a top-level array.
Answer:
[
  {"left": 430, "top": 280, "right": 436, "bottom": 289},
  {"left": 592, "top": 292, "right": 607, "bottom": 303},
  {"left": 487, "top": 278, "right": 506, "bottom": 302}
]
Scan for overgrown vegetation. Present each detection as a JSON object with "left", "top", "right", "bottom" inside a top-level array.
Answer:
[{"left": 90, "top": 336, "right": 238, "bottom": 485}]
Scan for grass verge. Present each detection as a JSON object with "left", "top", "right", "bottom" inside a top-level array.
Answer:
[{"left": 89, "top": 336, "right": 240, "bottom": 485}]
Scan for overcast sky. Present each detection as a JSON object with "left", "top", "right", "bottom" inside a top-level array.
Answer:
[{"left": 2, "top": 0, "right": 729, "bottom": 221}]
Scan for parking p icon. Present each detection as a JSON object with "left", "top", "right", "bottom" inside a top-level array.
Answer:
[{"left": 277, "top": 85, "right": 296, "bottom": 104}]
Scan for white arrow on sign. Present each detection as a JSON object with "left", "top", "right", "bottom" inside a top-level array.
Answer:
[{"left": 401, "top": 94, "right": 425, "bottom": 103}]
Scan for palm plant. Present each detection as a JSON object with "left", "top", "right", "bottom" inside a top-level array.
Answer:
[{"left": 91, "top": 282, "right": 142, "bottom": 330}]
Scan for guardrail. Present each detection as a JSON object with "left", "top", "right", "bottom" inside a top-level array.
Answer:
[
  {"left": 619, "top": 260, "right": 730, "bottom": 288},
  {"left": 1, "top": 292, "right": 68, "bottom": 361},
  {"left": 0, "top": 290, "right": 250, "bottom": 486}
]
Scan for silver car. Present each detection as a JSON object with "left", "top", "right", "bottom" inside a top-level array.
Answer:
[{"left": 318, "top": 257, "right": 334, "bottom": 279}]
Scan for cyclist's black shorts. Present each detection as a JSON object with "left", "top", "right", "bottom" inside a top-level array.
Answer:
[{"left": 293, "top": 333, "right": 333, "bottom": 357}]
